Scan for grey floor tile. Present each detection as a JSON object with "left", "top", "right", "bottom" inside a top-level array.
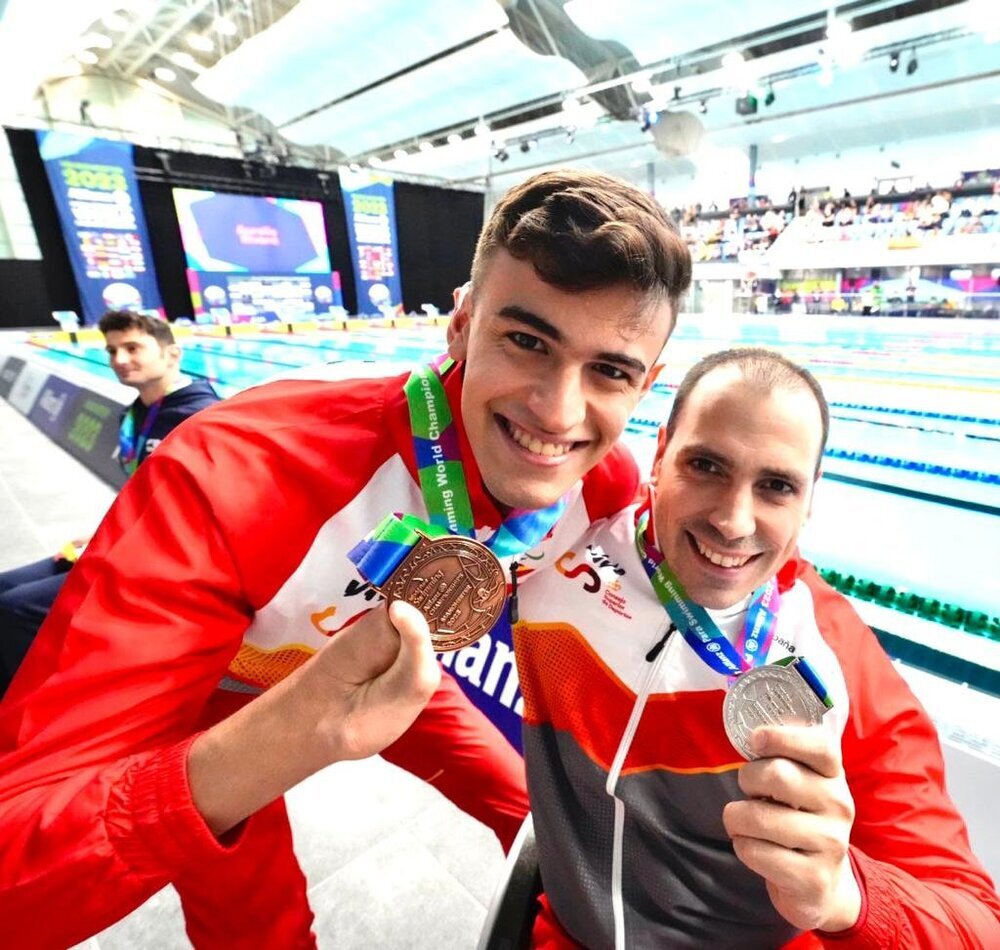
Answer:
[
  {"left": 308, "top": 828, "right": 489, "bottom": 949},
  {"left": 404, "top": 797, "right": 505, "bottom": 908}
]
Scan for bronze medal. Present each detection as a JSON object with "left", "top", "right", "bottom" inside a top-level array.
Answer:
[
  {"left": 380, "top": 534, "right": 506, "bottom": 651},
  {"left": 723, "top": 662, "right": 828, "bottom": 760}
]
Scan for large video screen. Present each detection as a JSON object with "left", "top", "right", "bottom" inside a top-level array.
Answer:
[{"left": 172, "top": 188, "right": 341, "bottom": 323}]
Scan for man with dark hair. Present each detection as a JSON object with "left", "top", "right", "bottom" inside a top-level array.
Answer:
[
  {"left": 0, "top": 310, "right": 218, "bottom": 695},
  {"left": 516, "top": 347, "right": 999, "bottom": 948},
  {"left": 0, "top": 170, "right": 692, "bottom": 946}
]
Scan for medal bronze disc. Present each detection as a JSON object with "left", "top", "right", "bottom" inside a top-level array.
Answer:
[
  {"left": 381, "top": 535, "right": 506, "bottom": 651},
  {"left": 723, "top": 663, "right": 827, "bottom": 760}
]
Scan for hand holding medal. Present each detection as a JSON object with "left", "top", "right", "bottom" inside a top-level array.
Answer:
[
  {"left": 722, "top": 724, "right": 862, "bottom": 933},
  {"left": 348, "top": 514, "right": 507, "bottom": 652}
]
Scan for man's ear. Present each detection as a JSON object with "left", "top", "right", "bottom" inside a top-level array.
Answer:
[
  {"left": 805, "top": 467, "right": 822, "bottom": 523},
  {"left": 641, "top": 362, "right": 665, "bottom": 396},
  {"left": 649, "top": 425, "right": 670, "bottom": 486},
  {"left": 446, "top": 283, "right": 473, "bottom": 361}
]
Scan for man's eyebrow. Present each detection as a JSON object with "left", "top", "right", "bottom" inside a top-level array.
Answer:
[
  {"left": 682, "top": 444, "right": 808, "bottom": 489},
  {"left": 760, "top": 466, "right": 807, "bottom": 490},
  {"left": 497, "top": 305, "right": 648, "bottom": 375}
]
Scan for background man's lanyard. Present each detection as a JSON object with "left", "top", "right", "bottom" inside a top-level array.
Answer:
[{"left": 118, "top": 399, "right": 163, "bottom": 477}]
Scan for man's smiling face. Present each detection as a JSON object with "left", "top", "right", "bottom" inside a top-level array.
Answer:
[
  {"left": 650, "top": 366, "right": 823, "bottom": 609},
  {"left": 447, "top": 250, "right": 673, "bottom": 511}
]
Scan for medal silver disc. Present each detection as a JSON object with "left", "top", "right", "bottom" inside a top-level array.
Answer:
[{"left": 723, "top": 663, "right": 827, "bottom": 760}]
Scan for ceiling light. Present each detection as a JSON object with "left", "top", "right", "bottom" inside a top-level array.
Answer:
[
  {"left": 368, "top": 156, "right": 383, "bottom": 167},
  {"left": 393, "top": 148, "right": 408, "bottom": 160},
  {"left": 562, "top": 97, "right": 601, "bottom": 129},
  {"left": 889, "top": 50, "right": 900, "bottom": 72},
  {"left": 826, "top": 17, "right": 851, "bottom": 40},
  {"left": 349, "top": 162, "right": 361, "bottom": 172},
  {"left": 153, "top": 66, "right": 177, "bottom": 83},
  {"left": 54, "top": 58, "right": 85, "bottom": 78},
  {"left": 103, "top": 12, "right": 129, "bottom": 31},
  {"left": 170, "top": 51, "right": 200, "bottom": 71},
  {"left": 447, "top": 133, "right": 462, "bottom": 146},
  {"left": 76, "top": 49, "right": 99, "bottom": 65},
  {"left": 722, "top": 51, "right": 745, "bottom": 70},
  {"left": 188, "top": 33, "right": 214, "bottom": 52},
  {"left": 418, "top": 141, "right": 434, "bottom": 153},
  {"left": 81, "top": 32, "right": 114, "bottom": 50},
  {"left": 473, "top": 120, "right": 490, "bottom": 138},
  {"left": 906, "top": 50, "right": 918, "bottom": 75},
  {"left": 213, "top": 16, "right": 238, "bottom": 36},
  {"left": 721, "top": 50, "right": 749, "bottom": 89}
]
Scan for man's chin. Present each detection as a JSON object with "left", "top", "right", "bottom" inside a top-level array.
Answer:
[{"left": 483, "top": 475, "right": 570, "bottom": 513}]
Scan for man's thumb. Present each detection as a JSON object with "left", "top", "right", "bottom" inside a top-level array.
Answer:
[{"left": 386, "top": 601, "right": 441, "bottom": 700}]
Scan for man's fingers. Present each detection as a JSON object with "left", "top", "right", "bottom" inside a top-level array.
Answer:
[
  {"left": 724, "top": 799, "right": 847, "bottom": 855},
  {"left": 750, "top": 724, "right": 842, "bottom": 779},
  {"left": 737, "top": 756, "right": 847, "bottom": 815},
  {"left": 729, "top": 833, "right": 812, "bottom": 889}
]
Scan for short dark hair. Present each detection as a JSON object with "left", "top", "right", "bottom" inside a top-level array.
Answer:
[
  {"left": 98, "top": 310, "right": 175, "bottom": 347},
  {"left": 472, "top": 170, "right": 692, "bottom": 319},
  {"left": 666, "top": 348, "right": 830, "bottom": 472}
]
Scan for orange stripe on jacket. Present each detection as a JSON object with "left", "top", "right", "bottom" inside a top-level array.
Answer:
[{"left": 515, "top": 621, "right": 742, "bottom": 775}]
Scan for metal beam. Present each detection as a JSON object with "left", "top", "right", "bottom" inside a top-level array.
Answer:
[{"left": 121, "top": 0, "right": 216, "bottom": 78}]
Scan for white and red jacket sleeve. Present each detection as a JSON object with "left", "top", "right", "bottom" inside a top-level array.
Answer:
[
  {"left": 0, "top": 378, "right": 397, "bottom": 944},
  {"left": 799, "top": 565, "right": 1000, "bottom": 948}
]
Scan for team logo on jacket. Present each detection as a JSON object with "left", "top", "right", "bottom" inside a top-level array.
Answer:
[{"left": 555, "top": 545, "right": 631, "bottom": 619}]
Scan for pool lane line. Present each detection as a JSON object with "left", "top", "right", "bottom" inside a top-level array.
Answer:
[{"left": 821, "top": 471, "right": 1000, "bottom": 516}]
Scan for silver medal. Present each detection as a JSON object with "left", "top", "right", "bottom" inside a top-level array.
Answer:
[{"left": 723, "top": 662, "right": 828, "bottom": 760}]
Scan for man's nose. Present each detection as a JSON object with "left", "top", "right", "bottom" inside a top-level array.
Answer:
[
  {"left": 708, "top": 485, "right": 756, "bottom": 541},
  {"left": 527, "top": 366, "right": 587, "bottom": 434}
]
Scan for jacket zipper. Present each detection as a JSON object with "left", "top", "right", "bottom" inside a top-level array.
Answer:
[{"left": 604, "top": 622, "right": 676, "bottom": 949}]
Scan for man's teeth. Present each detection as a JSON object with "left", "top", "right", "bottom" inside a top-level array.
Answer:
[
  {"left": 695, "top": 538, "right": 752, "bottom": 568},
  {"left": 507, "top": 421, "right": 572, "bottom": 457}
]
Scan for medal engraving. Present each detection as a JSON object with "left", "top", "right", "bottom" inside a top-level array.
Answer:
[
  {"left": 723, "top": 663, "right": 827, "bottom": 760},
  {"left": 382, "top": 535, "right": 506, "bottom": 651}
]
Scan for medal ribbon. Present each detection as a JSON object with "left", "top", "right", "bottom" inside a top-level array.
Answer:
[
  {"left": 634, "top": 510, "right": 833, "bottom": 707},
  {"left": 634, "top": 509, "right": 779, "bottom": 678},
  {"left": 347, "top": 513, "right": 449, "bottom": 586},
  {"left": 349, "top": 356, "right": 568, "bottom": 595},
  {"left": 118, "top": 399, "right": 163, "bottom": 477},
  {"left": 402, "top": 356, "right": 567, "bottom": 556}
]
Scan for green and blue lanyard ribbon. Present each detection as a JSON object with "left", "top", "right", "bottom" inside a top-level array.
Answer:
[
  {"left": 634, "top": 509, "right": 832, "bottom": 706},
  {"left": 117, "top": 399, "right": 163, "bottom": 477},
  {"left": 348, "top": 356, "right": 567, "bottom": 591}
]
